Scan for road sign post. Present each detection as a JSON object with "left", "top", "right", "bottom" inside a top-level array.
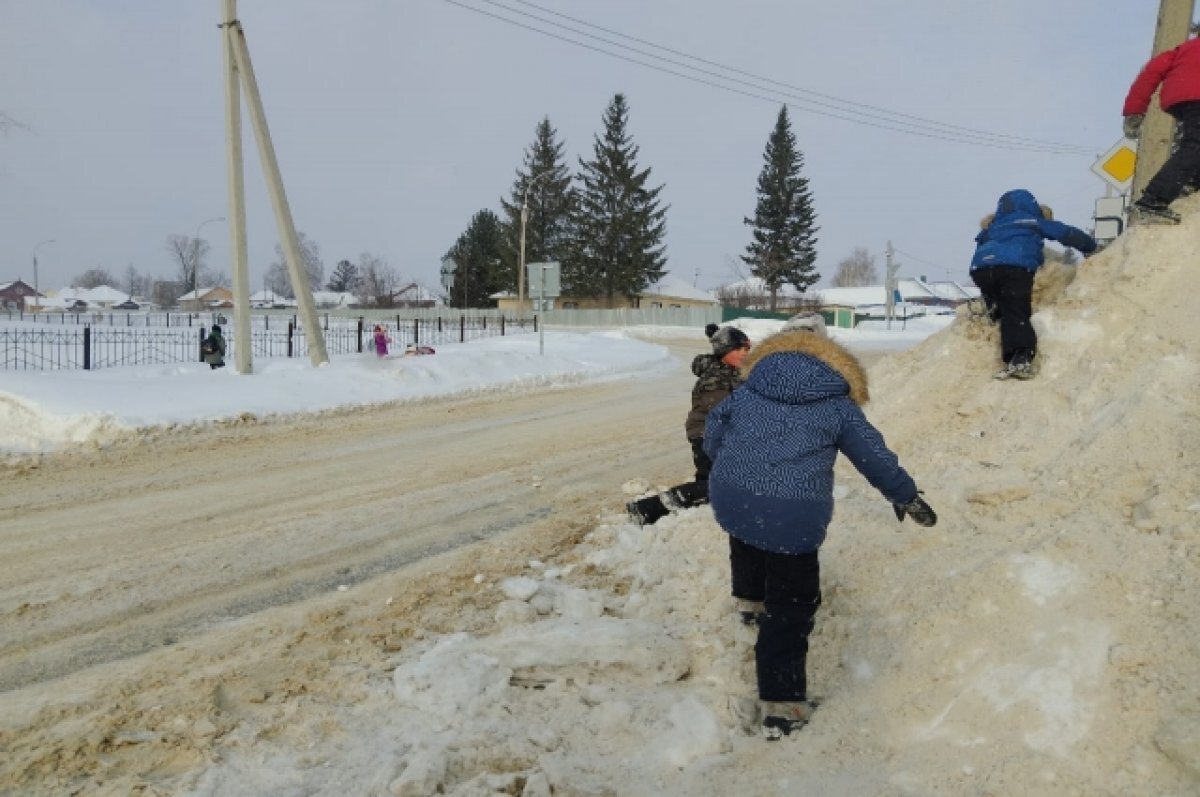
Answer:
[
  {"left": 440, "top": 256, "right": 456, "bottom": 292},
  {"left": 525, "top": 261, "right": 561, "bottom": 355}
]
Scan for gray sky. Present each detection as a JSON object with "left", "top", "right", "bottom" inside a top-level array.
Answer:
[{"left": 1, "top": 0, "right": 1159, "bottom": 296}]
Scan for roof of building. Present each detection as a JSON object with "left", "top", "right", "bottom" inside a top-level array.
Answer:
[{"left": 643, "top": 273, "right": 718, "bottom": 303}]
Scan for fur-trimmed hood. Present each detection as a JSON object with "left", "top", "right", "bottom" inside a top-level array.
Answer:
[{"left": 741, "top": 330, "right": 869, "bottom": 406}]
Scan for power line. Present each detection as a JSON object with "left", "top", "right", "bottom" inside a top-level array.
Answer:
[
  {"left": 439, "top": 0, "right": 1094, "bottom": 155},
  {"left": 505, "top": 0, "right": 1092, "bottom": 154},
  {"left": 893, "top": 247, "right": 967, "bottom": 280}
]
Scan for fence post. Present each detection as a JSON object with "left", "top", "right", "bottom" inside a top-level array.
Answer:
[
  {"left": 287, "top": 321, "right": 294, "bottom": 358},
  {"left": 199, "top": 328, "right": 206, "bottom": 362},
  {"left": 324, "top": 313, "right": 328, "bottom": 331},
  {"left": 413, "top": 318, "right": 419, "bottom": 345},
  {"left": 437, "top": 317, "right": 442, "bottom": 333},
  {"left": 357, "top": 317, "right": 364, "bottom": 354},
  {"left": 83, "top": 325, "right": 91, "bottom": 370},
  {"left": 501, "top": 315, "right": 505, "bottom": 336},
  {"left": 460, "top": 315, "right": 465, "bottom": 343}
]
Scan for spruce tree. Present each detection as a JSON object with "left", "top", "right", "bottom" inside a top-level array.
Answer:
[
  {"left": 445, "top": 209, "right": 505, "bottom": 308},
  {"left": 499, "top": 118, "right": 576, "bottom": 302},
  {"left": 743, "top": 106, "right": 819, "bottom": 310},
  {"left": 572, "top": 94, "right": 668, "bottom": 305},
  {"left": 327, "top": 259, "right": 360, "bottom": 292}
]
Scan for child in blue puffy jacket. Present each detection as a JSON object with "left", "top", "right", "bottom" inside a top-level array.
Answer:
[
  {"left": 704, "top": 329, "right": 936, "bottom": 739},
  {"left": 970, "top": 189, "right": 1097, "bottom": 380}
]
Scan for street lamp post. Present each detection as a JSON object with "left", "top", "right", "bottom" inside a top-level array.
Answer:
[
  {"left": 192, "top": 216, "right": 225, "bottom": 295},
  {"left": 518, "top": 169, "right": 554, "bottom": 310},
  {"left": 32, "top": 239, "right": 55, "bottom": 312}
]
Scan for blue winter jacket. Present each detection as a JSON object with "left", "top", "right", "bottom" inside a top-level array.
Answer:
[
  {"left": 970, "top": 189, "right": 1097, "bottom": 273},
  {"left": 704, "top": 331, "right": 918, "bottom": 555}
]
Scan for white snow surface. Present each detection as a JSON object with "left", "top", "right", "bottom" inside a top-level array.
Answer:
[
  {"left": 5, "top": 218, "right": 1200, "bottom": 797},
  {"left": 0, "top": 319, "right": 946, "bottom": 455}
]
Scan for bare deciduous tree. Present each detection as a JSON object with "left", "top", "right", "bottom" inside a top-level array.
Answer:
[
  {"left": 831, "top": 247, "right": 879, "bottom": 287},
  {"left": 123, "top": 264, "right": 156, "bottom": 299},
  {"left": 267, "top": 231, "right": 324, "bottom": 299},
  {"left": 165, "top": 234, "right": 214, "bottom": 294},
  {"left": 356, "top": 252, "right": 399, "bottom": 308},
  {"left": 73, "top": 268, "right": 117, "bottom": 289}
]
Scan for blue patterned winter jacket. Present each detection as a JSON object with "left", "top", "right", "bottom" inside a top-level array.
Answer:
[{"left": 704, "top": 331, "right": 918, "bottom": 555}]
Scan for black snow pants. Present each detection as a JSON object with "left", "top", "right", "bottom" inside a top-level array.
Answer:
[
  {"left": 729, "top": 536, "right": 823, "bottom": 702},
  {"left": 971, "top": 265, "right": 1036, "bottom": 365},
  {"left": 1144, "top": 100, "right": 1200, "bottom": 205}
]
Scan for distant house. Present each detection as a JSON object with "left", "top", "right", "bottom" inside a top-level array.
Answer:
[
  {"left": 391, "top": 283, "right": 440, "bottom": 309},
  {"left": 0, "top": 280, "right": 38, "bottom": 311},
  {"left": 813, "top": 279, "right": 975, "bottom": 328},
  {"left": 312, "top": 290, "right": 360, "bottom": 309},
  {"left": 716, "top": 276, "right": 811, "bottom": 311},
  {"left": 178, "top": 287, "right": 234, "bottom": 311},
  {"left": 249, "top": 290, "right": 295, "bottom": 309},
  {"left": 492, "top": 273, "right": 717, "bottom": 312},
  {"left": 69, "top": 285, "right": 133, "bottom": 309}
]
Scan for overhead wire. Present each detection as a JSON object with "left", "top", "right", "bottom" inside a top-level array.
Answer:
[
  {"left": 505, "top": 0, "right": 1092, "bottom": 154},
  {"left": 439, "top": 0, "right": 1095, "bottom": 156},
  {"left": 893, "top": 247, "right": 965, "bottom": 279}
]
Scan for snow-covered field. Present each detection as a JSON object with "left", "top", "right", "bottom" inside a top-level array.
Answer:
[{"left": 1, "top": 214, "right": 1198, "bottom": 796}]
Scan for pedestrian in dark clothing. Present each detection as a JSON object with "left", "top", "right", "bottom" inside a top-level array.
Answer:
[
  {"left": 704, "top": 329, "right": 936, "bottom": 739},
  {"left": 969, "top": 189, "right": 1097, "bottom": 380},
  {"left": 1123, "top": 31, "right": 1200, "bottom": 224},
  {"left": 626, "top": 324, "right": 750, "bottom": 526},
  {"left": 202, "top": 324, "right": 226, "bottom": 370}
]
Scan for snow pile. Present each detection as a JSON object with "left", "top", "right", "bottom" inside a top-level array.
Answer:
[
  {"left": 183, "top": 213, "right": 1198, "bottom": 795},
  {"left": 0, "top": 331, "right": 674, "bottom": 454}
]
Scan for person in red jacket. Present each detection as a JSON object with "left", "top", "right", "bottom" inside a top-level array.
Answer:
[{"left": 1123, "top": 30, "right": 1200, "bottom": 224}]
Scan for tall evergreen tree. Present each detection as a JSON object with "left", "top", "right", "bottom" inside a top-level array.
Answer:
[
  {"left": 445, "top": 209, "right": 505, "bottom": 308},
  {"left": 327, "top": 259, "right": 360, "bottom": 292},
  {"left": 499, "top": 118, "right": 576, "bottom": 301},
  {"left": 743, "top": 106, "right": 819, "bottom": 310},
  {"left": 572, "top": 94, "right": 668, "bottom": 305}
]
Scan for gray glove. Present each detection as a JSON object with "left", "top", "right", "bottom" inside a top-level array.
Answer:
[
  {"left": 893, "top": 493, "right": 937, "bottom": 527},
  {"left": 1123, "top": 113, "right": 1144, "bottom": 139}
]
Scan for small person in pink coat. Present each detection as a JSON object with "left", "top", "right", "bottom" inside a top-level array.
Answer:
[{"left": 372, "top": 324, "right": 390, "bottom": 357}]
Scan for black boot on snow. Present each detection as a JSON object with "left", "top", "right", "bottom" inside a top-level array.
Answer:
[
  {"left": 761, "top": 700, "right": 816, "bottom": 740},
  {"left": 1131, "top": 199, "right": 1181, "bottom": 225},
  {"left": 627, "top": 494, "right": 671, "bottom": 526}
]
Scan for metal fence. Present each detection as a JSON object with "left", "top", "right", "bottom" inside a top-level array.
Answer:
[{"left": 0, "top": 315, "right": 536, "bottom": 371}]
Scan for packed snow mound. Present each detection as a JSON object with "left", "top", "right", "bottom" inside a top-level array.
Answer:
[
  {"left": 184, "top": 207, "right": 1200, "bottom": 796},
  {"left": 825, "top": 208, "right": 1200, "bottom": 792}
]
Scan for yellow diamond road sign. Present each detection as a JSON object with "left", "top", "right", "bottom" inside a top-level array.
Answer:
[{"left": 1091, "top": 137, "right": 1137, "bottom": 192}]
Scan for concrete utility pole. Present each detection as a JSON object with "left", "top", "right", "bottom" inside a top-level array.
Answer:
[
  {"left": 1131, "top": 0, "right": 1196, "bottom": 201},
  {"left": 884, "top": 240, "right": 900, "bottom": 330},
  {"left": 222, "top": 0, "right": 253, "bottom": 374},
  {"left": 32, "top": 239, "right": 54, "bottom": 310},
  {"left": 223, "top": 5, "right": 328, "bottom": 366}
]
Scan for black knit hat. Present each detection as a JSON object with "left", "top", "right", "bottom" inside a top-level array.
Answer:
[
  {"left": 704, "top": 322, "right": 719, "bottom": 339},
  {"left": 711, "top": 326, "right": 750, "bottom": 359}
]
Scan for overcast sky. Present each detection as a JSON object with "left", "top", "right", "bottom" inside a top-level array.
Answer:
[{"left": 0, "top": 1, "right": 1160, "bottom": 296}]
